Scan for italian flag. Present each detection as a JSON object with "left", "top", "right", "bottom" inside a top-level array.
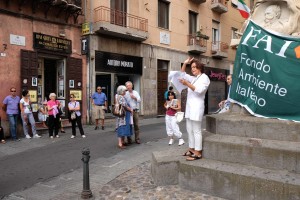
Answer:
[{"left": 232, "top": 0, "right": 250, "bottom": 19}]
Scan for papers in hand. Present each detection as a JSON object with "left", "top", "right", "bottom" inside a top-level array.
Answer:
[
  {"left": 168, "top": 71, "right": 187, "bottom": 93},
  {"left": 166, "top": 99, "right": 178, "bottom": 109}
]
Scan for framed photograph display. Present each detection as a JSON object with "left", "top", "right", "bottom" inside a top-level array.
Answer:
[
  {"left": 70, "top": 90, "right": 82, "bottom": 100},
  {"left": 38, "top": 86, "right": 42, "bottom": 95},
  {"left": 69, "top": 80, "right": 74, "bottom": 88},
  {"left": 31, "top": 103, "right": 38, "bottom": 112},
  {"left": 32, "top": 77, "right": 37, "bottom": 86}
]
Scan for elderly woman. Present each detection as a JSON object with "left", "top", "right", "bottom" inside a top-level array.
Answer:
[
  {"left": 180, "top": 57, "right": 210, "bottom": 161},
  {"left": 116, "top": 85, "right": 133, "bottom": 149},
  {"left": 47, "top": 93, "right": 61, "bottom": 139},
  {"left": 20, "top": 90, "right": 41, "bottom": 139}
]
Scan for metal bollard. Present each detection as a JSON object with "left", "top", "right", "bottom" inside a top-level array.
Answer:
[{"left": 81, "top": 148, "right": 93, "bottom": 199}]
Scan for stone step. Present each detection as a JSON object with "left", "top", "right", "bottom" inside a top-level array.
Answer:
[
  {"left": 151, "top": 151, "right": 300, "bottom": 200},
  {"left": 203, "top": 134, "right": 300, "bottom": 173},
  {"left": 206, "top": 113, "right": 300, "bottom": 142}
]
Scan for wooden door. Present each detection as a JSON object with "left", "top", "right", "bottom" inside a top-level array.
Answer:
[
  {"left": 21, "top": 50, "right": 38, "bottom": 91},
  {"left": 66, "top": 57, "right": 82, "bottom": 116},
  {"left": 157, "top": 70, "right": 168, "bottom": 115}
]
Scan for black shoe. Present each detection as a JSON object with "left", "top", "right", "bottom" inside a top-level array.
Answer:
[
  {"left": 94, "top": 126, "right": 99, "bottom": 130},
  {"left": 135, "top": 139, "right": 141, "bottom": 144},
  {"left": 101, "top": 126, "right": 104, "bottom": 130},
  {"left": 127, "top": 137, "right": 132, "bottom": 144},
  {"left": 61, "top": 130, "right": 66, "bottom": 133}
]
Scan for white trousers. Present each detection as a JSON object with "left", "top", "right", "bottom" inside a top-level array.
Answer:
[
  {"left": 165, "top": 115, "right": 182, "bottom": 138},
  {"left": 186, "top": 118, "right": 202, "bottom": 151}
]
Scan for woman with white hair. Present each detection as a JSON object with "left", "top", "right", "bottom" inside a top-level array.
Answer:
[
  {"left": 47, "top": 93, "right": 61, "bottom": 139},
  {"left": 116, "top": 85, "right": 133, "bottom": 149}
]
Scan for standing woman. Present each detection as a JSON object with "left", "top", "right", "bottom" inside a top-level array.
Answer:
[
  {"left": 20, "top": 90, "right": 41, "bottom": 139},
  {"left": 116, "top": 85, "right": 133, "bottom": 149},
  {"left": 47, "top": 93, "right": 61, "bottom": 138},
  {"left": 68, "top": 94, "right": 86, "bottom": 138},
  {"left": 179, "top": 57, "right": 210, "bottom": 160}
]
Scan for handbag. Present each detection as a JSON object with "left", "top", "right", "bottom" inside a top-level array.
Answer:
[
  {"left": 58, "top": 108, "right": 63, "bottom": 116},
  {"left": 175, "top": 112, "right": 184, "bottom": 123},
  {"left": 70, "top": 112, "right": 76, "bottom": 120},
  {"left": 113, "top": 96, "right": 126, "bottom": 117}
]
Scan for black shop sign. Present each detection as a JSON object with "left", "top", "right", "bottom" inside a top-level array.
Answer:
[
  {"left": 95, "top": 51, "right": 142, "bottom": 75},
  {"left": 33, "top": 33, "right": 72, "bottom": 54}
]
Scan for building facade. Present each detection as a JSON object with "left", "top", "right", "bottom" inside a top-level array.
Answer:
[
  {"left": 83, "top": 0, "right": 252, "bottom": 120},
  {"left": 0, "top": 0, "right": 252, "bottom": 133},
  {"left": 0, "top": 0, "right": 85, "bottom": 132}
]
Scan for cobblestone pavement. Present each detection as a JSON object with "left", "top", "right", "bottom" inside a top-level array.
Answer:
[{"left": 98, "top": 161, "right": 225, "bottom": 200}]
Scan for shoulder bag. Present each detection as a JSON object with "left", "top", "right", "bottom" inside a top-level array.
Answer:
[{"left": 113, "top": 96, "right": 126, "bottom": 117}]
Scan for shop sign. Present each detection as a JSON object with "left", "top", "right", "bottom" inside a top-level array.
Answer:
[
  {"left": 205, "top": 68, "right": 228, "bottom": 81},
  {"left": 209, "top": 70, "right": 226, "bottom": 81},
  {"left": 95, "top": 51, "right": 143, "bottom": 75},
  {"left": 33, "top": 33, "right": 72, "bottom": 54},
  {"left": 82, "top": 22, "right": 90, "bottom": 35},
  {"left": 10, "top": 34, "right": 25, "bottom": 46},
  {"left": 81, "top": 37, "right": 88, "bottom": 55}
]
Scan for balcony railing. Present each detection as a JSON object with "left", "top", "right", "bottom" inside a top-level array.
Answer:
[
  {"left": 188, "top": 35, "right": 208, "bottom": 47},
  {"left": 211, "top": 41, "right": 229, "bottom": 58},
  {"left": 187, "top": 35, "right": 208, "bottom": 54},
  {"left": 94, "top": 6, "right": 148, "bottom": 32},
  {"left": 211, "top": 0, "right": 228, "bottom": 6}
]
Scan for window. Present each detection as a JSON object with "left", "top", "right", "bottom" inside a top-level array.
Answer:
[
  {"left": 189, "top": 11, "right": 198, "bottom": 35},
  {"left": 157, "top": 59, "right": 169, "bottom": 71},
  {"left": 231, "top": 27, "right": 238, "bottom": 39},
  {"left": 57, "top": 60, "right": 65, "bottom": 98},
  {"left": 111, "top": 0, "right": 127, "bottom": 26},
  {"left": 212, "top": 20, "right": 220, "bottom": 44},
  {"left": 158, "top": 0, "right": 169, "bottom": 29}
]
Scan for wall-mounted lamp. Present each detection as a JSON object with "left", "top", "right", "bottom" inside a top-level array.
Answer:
[{"left": 77, "top": 81, "right": 82, "bottom": 87}]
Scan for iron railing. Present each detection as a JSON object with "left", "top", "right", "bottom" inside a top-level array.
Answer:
[
  {"left": 94, "top": 6, "right": 148, "bottom": 32},
  {"left": 211, "top": 0, "right": 228, "bottom": 7},
  {"left": 211, "top": 41, "right": 229, "bottom": 53},
  {"left": 187, "top": 35, "right": 208, "bottom": 47}
]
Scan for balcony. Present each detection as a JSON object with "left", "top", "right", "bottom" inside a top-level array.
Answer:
[
  {"left": 211, "top": 41, "right": 229, "bottom": 58},
  {"left": 189, "top": 0, "right": 206, "bottom": 4},
  {"left": 187, "top": 34, "right": 208, "bottom": 54},
  {"left": 93, "top": 6, "right": 148, "bottom": 42},
  {"left": 211, "top": 0, "right": 228, "bottom": 14},
  {"left": 7, "top": 0, "right": 82, "bottom": 23}
]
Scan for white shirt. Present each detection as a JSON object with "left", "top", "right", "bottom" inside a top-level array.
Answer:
[
  {"left": 20, "top": 98, "right": 32, "bottom": 114},
  {"left": 125, "top": 90, "right": 141, "bottom": 110},
  {"left": 184, "top": 73, "right": 210, "bottom": 121}
]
